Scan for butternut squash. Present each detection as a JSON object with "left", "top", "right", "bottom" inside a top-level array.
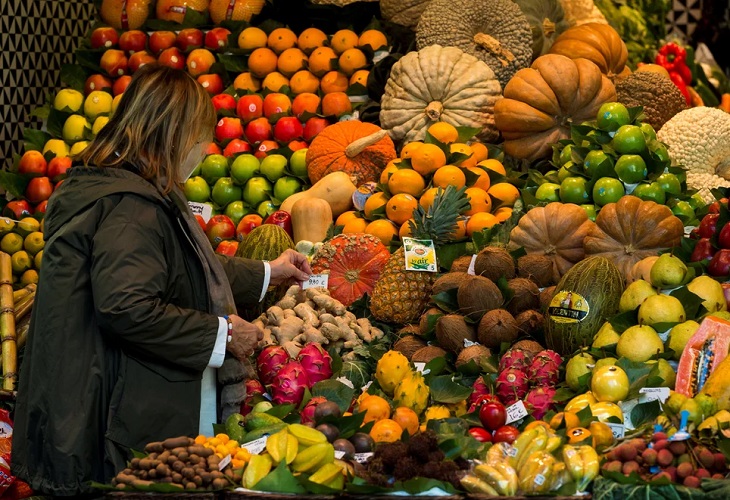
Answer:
[
  {"left": 291, "top": 198, "right": 333, "bottom": 244},
  {"left": 279, "top": 171, "right": 357, "bottom": 217}
]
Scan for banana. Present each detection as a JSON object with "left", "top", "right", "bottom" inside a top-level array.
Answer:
[
  {"left": 475, "top": 464, "right": 512, "bottom": 495},
  {"left": 518, "top": 451, "right": 556, "bottom": 494},
  {"left": 516, "top": 425, "right": 549, "bottom": 471},
  {"left": 550, "top": 461, "right": 569, "bottom": 492},
  {"left": 460, "top": 475, "right": 499, "bottom": 495},
  {"left": 493, "top": 462, "right": 518, "bottom": 496},
  {"left": 562, "top": 444, "right": 584, "bottom": 483},
  {"left": 507, "top": 427, "right": 539, "bottom": 468},
  {"left": 578, "top": 445, "right": 600, "bottom": 492},
  {"left": 486, "top": 441, "right": 514, "bottom": 467},
  {"left": 545, "top": 434, "right": 563, "bottom": 453}
]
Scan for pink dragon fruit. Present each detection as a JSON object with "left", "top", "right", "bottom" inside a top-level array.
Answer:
[
  {"left": 271, "top": 361, "right": 310, "bottom": 406},
  {"left": 468, "top": 376, "right": 495, "bottom": 412},
  {"left": 527, "top": 350, "right": 562, "bottom": 388},
  {"left": 525, "top": 387, "right": 557, "bottom": 419},
  {"left": 498, "top": 348, "right": 531, "bottom": 373},
  {"left": 300, "top": 396, "right": 328, "bottom": 424},
  {"left": 257, "top": 345, "right": 291, "bottom": 387},
  {"left": 495, "top": 368, "right": 529, "bottom": 406},
  {"left": 297, "top": 343, "right": 333, "bottom": 388},
  {"left": 240, "top": 379, "right": 266, "bottom": 416}
]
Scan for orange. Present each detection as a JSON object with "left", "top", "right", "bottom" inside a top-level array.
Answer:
[
  {"left": 338, "top": 48, "right": 367, "bottom": 76},
  {"left": 267, "top": 27, "right": 297, "bottom": 54},
  {"left": 470, "top": 142, "right": 489, "bottom": 162},
  {"left": 209, "top": 0, "right": 264, "bottom": 23},
  {"left": 466, "top": 212, "right": 499, "bottom": 236},
  {"left": 450, "top": 143, "right": 477, "bottom": 168},
  {"left": 466, "top": 166, "right": 490, "bottom": 191},
  {"left": 391, "top": 407, "right": 419, "bottom": 435},
  {"left": 363, "top": 192, "right": 389, "bottom": 219},
  {"left": 331, "top": 29, "right": 359, "bottom": 54},
  {"left": 488, "top": 183, "right": 520, "bottom": 208},
  {"left": 366, "top": 219, "right": 398, "bottom": 245},
  {"left": 261, "top": 72, "right": 290, "bottom": 92},
  {"left": 320, "top": 71, "right": 349, "bottom": 94},
  {"left": 427, "top": 122, "right": 459, "bottom": 144},
  {"left": 342, "top": 217, "right": 368, "bottom": 233},
  {"left": 493, "top": 207, "right": 512, "bottom": 222},
  {"left": 524, "top": 420, "right": 553, "bottom": 432},
  {"left": 358, "top": 30, "right": 388, "bottom": 51},
  {"left": 400, "top": 141, "right": 423, "bottom": 159},
  {"left": 289, "top": 70, "right": 319, "bottom": 94},
  {"left": 464, "top": 187, "right": 492, "bottom": 216},
  {"left": 370, "top": 419, "right": 403, "bottom": 443},
  {"left": 357, "top": 394, "right": 391, "bottom": 423},
  {"left": 321, "top": 92, "right": 352, "bottom": 117},
  {"left": 387, "top": 168, "right": 426, "bottom": 197},
  {"left": 308, "top": 47, "right": 338, "bottom": 77},
  {"left": 233, "top": 72, "right": 261, "bottom": 92},
  {"left": 478, "top": 159, "right": 506, "bottom": 176},
  {"left": 248, "top": 47, "right": 278, "bottom": 78},
  {"left": 450, "top": 219, "right": 467, "bottom": 239},
  {"left": 297, "top": 27, "right": 327, "bottom": 54},
  {"left": 350, "top": 69, "right": 369, "bottom": 87},
  {"left": 336, "top": 210, "right": 358, "bottom": 226},
  {"left": 238, "top": 26, "right": 268, "bottom": 50},
  {"left": 550, "top": 412, "right": 581, "bottom": 430},
  {"left": 386, "top": 193, "right": 419, "bottom": 225},
  {"left": 419, "top": 187, "right": 439, "bottom": 212},
  {"left": 399, "top": 219, "right": 414, "bottom": 239},
  {"left": 410, "top": 143, "right": 447, "bottom": 176},
  {"left": 433, "top": 165, "right": 466, "bottom": 189},
  {"left": 276, "top": 47, "right": 308, "bottom": 77},
  {"left": 379, "top": 159, "right": 400, "bottom": 184},
  {"left": 194, "top": 434, "right": 207, "bottom": 445},
  {"left": 99, "top": 0, "right": 149, "bottom": 30}
]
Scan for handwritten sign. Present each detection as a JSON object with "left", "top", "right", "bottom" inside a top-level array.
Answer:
[
  {"left": 640, "top": 387, "right": 670, "bottom": 404},
  {"left": 505, "top": 401, "right": 529, "bottom": 424},
  {"left": 243, "top": 436, "right": 268, "bottom": 455},
  {"left": 188, "top": 202, "right": 213, "bottom": 223},
  {"left": 218, "top": 454, "right": 232, "bottom": 471}
]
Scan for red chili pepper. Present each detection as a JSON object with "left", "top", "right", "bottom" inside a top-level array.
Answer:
[
  {"left": 656, "top": 43, "right": 687, "bottom": 73},
  {"left": 669, "top": 71, "right": 691, "bottom": 105},
  {"left": 677, "top": 64, "right": 692, "bottom": 85}
]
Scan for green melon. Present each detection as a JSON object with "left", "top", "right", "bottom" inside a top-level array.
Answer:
[
  {"left": 545, "top": 256, "right": 624, "bottom": 356},
  {"left": 235, "top": 224, "right": 294, "bottom": 261}
]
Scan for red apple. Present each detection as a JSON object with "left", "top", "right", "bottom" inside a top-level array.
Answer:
[
  {"left": 722, "top": 283, "right": 730, "bottom": 311},
  {"left": 254, "top": 140, "right": 279, "bottom": 159},
  {"left": 479, "top": 401, "right": 507, "bottom": 431},
  {"left": 206, "top": 214, "right": 236, "bottom": 246},
  {"left": 128, "top": 51, "right": 156, "bottom": 73},
  {"left": 223, "top": 139, "right": 252, "bottom": 157},
  {"left": 263, "top": 93, "right": 292, "bottom": 118},
  {"left": 158, "top": 47, "right": 186, "bottom": 70},
  {"left": 90, "top": 27, "right": 119, "bottom": 49},
  {"left": 273, "top": 117, "right": 303, "bottom": 144},
  {"left": 303, "top": 117, "right": 328, "bottom": 142},
  {"left": 205, "top": 27, "right": 231, "bottom": 51},
  {"left": 236, "top": 214, "right": 263, "bottom": 240},
  {"left": 3, "top": 200, "right": 32, "bottom": 219},
  {"left": 492, "top": 425, "right": 520, "bottom": 444},
  {"left": 34, "top": 200, "right": 49, "bottom": 216},
  {"left": 25, "top": 177, "right": 54, "bottom": 204},
  {"left": 699, "top": 213, "right": 719, "bottom": 239},
  {"left": 195, "top": 214, "right": 207, "bottom": 232},
  {"left": 112, "top": 75, "right": 132, "bottom": 96},
  {"left": 149, "top": 31, "right": 177, "bottom": 55},
  {"left": 47, "top": 156, "right": 72, "bottom": 182},
  {"left": 690, "top": 238, "right": 715, "bottom": 262},
  {"left": 212, "top": 93, "right": 237, "bottom": 114},
  {"left": 264, "top": 210, "right": 292, "bottom": 237},
  {"left": 244, "top": 117, "right": 272, "bottom": 144},
  {"left": 708, "top": 198, "right": 728, "bottom": 214},
  {"left": 84, "top": 74, "right": 113, "bottom": 95},
  {"left": 718, "top": 223, "right": 730, "bottom": 249},
  {"left": 205, "top": 142, "right": 223, "bottom": 155},
  {"left": 119, "top": 30, "right": 148, "bottom": 54},
  {"left": 215, "top": 117, "right": 244, "bottom": 143},
  {"left": 197, "top": 74, "right": 224, "bottom": 96},
  {"left": 708, "top": 248, "right": 730, "bottom": 277},
  {"left": 288, "top": 140, "right": 308, "bottom": 151},
  {"left": 176, "top": 28, "right": 204, "bottom": 52},
  {"left": 215, "top": 240, "right": 239, "bottom": 256},
  {"left": 467, "top": 427, "right": 492, "bottom": 443},
  {"left": 17, "top": 150, "right": 47, "bottom": 177},
  {"left": 100, "top": 49, "right": 128, "bottom": 78},
  {"left": 236, "top": 94, "right": 264, "bottom": 123}
]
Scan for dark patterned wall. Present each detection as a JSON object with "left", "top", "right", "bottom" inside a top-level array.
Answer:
[{"left": 1, "top": 0, "right": 96, "bottom": 171}]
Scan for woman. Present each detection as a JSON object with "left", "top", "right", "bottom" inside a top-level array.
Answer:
[{"left": 11, "top": 64, "right": 311, "bottom": 496}]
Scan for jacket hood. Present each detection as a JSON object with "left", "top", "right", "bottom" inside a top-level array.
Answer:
[{"left": 43, "top": 166, "right": 169, "bottom": 237}]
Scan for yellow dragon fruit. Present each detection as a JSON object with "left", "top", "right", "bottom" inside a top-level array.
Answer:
[
  {"left": 393, "top": 370, "right": 430, "bottom": 415},
  {"left": 424, "top": 405, "right": 451, "bottom": 423},
  {"left": 375, "top": 350, "right": 411, "bottom": 395}
]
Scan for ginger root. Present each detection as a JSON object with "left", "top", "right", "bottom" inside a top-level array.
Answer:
[
  {"left": 294, "top": 303, "right": 320, "bottom": 327},
  {"left": 352, "top": 317, "right": 384, "bottom": 343},
  {"left": 307, "top": 288, "right": 347, "bottom": 316}
]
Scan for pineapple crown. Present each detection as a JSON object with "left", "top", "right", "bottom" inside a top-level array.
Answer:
[{"left": 407, "top": 185, "right": 470, "bottom": 247}]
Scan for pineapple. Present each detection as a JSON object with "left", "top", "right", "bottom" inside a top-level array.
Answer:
[{"left": 370, "top": 186, "right": 469, "bottom": 324}]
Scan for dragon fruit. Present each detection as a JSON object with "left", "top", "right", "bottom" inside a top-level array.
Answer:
[
  {"left": 240, "top": 379, "right": 266, "bottom": 416},
  {"left": 300, "top": 396, "right": 328, "bottom": 424},
  {"left": 297, "top": 343, "right": 333, "bottom": 388},
  {"left": 468, "top": 376, "right": 494, "bottom": 411},
  {"left": 499, "top": 349, "right": 531, "bottom": 373},
  {"left": 527, "top": 350, "right": 562, "bottom": 388},
  {"left": 257, "top": 345, "right": 291, "bottom": 387},
  {"left": 271, "top": 361, "right": 309, "bottom": 406},
  {"left": 525, "top": 387, "right": 557, "bottom": 419},
  {"left": 495, "top": 368, "right": 529, "bottom": 406}
]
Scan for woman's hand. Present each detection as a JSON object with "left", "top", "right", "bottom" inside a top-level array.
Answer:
[
  {"left": 269, "top": 249, "right": 312, "bottom": 287},
  {"left": 226, "top": 315, "right": 263, "bottom": 361}
]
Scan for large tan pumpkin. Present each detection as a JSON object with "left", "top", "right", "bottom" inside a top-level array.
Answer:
[
  {"left": 583, "top": 196, "right": 685, "bottom": 278},
  {"left": 508, "top": 202, "right": 595, "bottom": 283},
  {"left": 380, "top": 45, "right": 502, "bottom": 143},
  {"left": 548, "top": 23, "right": 628, "bottom": 80},
  {"left": 494, "top": 53, "right": 616, "bottom": 161},
  {"left": 380, "top": 0, "right": 431, "bottom": 29}
]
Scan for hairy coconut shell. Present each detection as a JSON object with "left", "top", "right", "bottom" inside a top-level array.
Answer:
[
  {"left": 397, "top": 324, "right": 422, "bottom": 337},
  {"left": 457, "top": 275, "right": 503, "bottom": 320},
  {"left": 477, "top": 309, "right": 519, "bottom": 348},
  {"left": 511, "top": 339, "right": 544, "bottom": 358},
  {"left": 450, "top": 255, "right": 473, "bottom": 272},
  {"left": 394, "top": 335, "right": 428, "bottom": 360},
  {"left": 455, "top": 344, "right": 492, "bottom": 372},
  {"left": 474, "top": 247, "right": 516, "bottom": 282},
  {"left": 506, "top": 277, "right": 541, "bottom": 316},
  {"left": 517, "top": 254, "right": 556, "bottom": 287},
  {"left": 435, "top": 314, "right": 477, "bottom": 353},
  {"left": 515, "top": 309, "right": 545, "bottom": 337},
  {"left": 540, "top": 286, "right": 556, "bottom": 311},
  {"left": 419, "top": 307, "right": 445, "bottom": 335},
  {"left": 411, "top": 345, "right": 448, "bottom": 364},
  {"left": 432, "top": 272, "right": 469, "bottom": 295}
]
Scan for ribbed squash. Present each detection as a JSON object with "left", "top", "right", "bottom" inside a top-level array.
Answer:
[
  {"left": 291, "top": 198, "right": 332, "bottom": 244},
  {"left": 494, "top": 54, "right": 616, "bottom": 161},
  {"left": 415, "top": 0, "right": 533, "bottom": 88},
  {"left": 559, "top": 0, "right": 607, "bottom": 26},
  {"left": 583, "top": 196, "right": 685, "bottom": 278},
  {"left": 379, "top": 45, "right": 502, "bottom": 144},
  {"left": 513, "top": 0, "right": 570, "bottom": 59},
  {"left": 310, "top": 233, "right": 391, "bottom": 306},
  {"left": 548, "top": 23, "right": 628, "bottom": 81},
  {"left": 380, "top": 0, "right": 431, "bottom": 29},
  {"left": 305, "top": 121, "right": 396, "bottom": 185},
  {"left": 508, "top": 202, "right": 595, "bottom": 283}
]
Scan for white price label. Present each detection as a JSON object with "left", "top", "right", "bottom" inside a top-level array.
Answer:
[
  {"left": 354, "top": 452, "right": 373, "bottom": 464},
  {"left": 218, "top": 454, "right": 232, "bottom": 471},
  {"left": 302, "top": 273, "right": 329, "bottom": 290},
  {"left": 188, "top": 201, "right": 213, "bottom": 223},
  {"left": 467, "top": 254, "right": 477, "bottom": 275},
  {"left": 534, "top": 474, "right": 546, "bottom": 486},
  {"left": 334, "top": 450, "right": 347, "bottom": 460},
  {"left": 606, "top": 423, "right": 625, "bottom": 439},
  {"left": 414, "top": 362, "right": 430, "bottom": 375},
  {"left": 336, "top": 376, "right": 355, "bottom": 390},
  {"left": 505, "top": 401, "right": 529, "bottom": 424},
  {"left": 506, "top": 446, "right": 518, "bottom": 458},
  {"left": 243, "top": 436, "right": 268, "bottom": 455},
  {"left": 639, "top": 387, "right": 671, "bottom": 404}
]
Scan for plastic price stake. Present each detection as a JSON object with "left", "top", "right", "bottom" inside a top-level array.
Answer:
[
  {"left": 302, "top": 274, "right": 328, "bottom": 290},
  {"left": 218, "top": 454, "right": 232, "bottom": 471},
  {"left": 505, "top": 401, "right": 528, "bottom": 424},
  {"left": 467, "top": 254, "right": 477, "bottom": 275},
  {"left": 334, "top": 450, "right": 346, "bottom": 460},
  {"left": 243, "top": 436, "right": 268, "bottom": 455}
]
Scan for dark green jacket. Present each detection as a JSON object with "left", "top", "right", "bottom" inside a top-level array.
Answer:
[{"left": 11, "top": 167, "right": 264, "bottom": 496}]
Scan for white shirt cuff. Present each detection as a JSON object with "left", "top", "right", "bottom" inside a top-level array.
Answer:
[
  {"left": 207, "top": 317, "right": 228, "bottom": 368},
  {"left": 260, "top": 261, "right": 271, "bottom": 302}
]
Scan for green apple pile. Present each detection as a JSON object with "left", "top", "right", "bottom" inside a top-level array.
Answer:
[
  {"left": 0, "top": 217, "right": 44, "bottom": 287},
  {"left": 184, "top": 149, "right": 309, "bottom": 225}
]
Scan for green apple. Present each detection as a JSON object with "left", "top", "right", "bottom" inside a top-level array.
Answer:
[
  {"left": 201, "top": 154, "right": 230, "bottom": 185},
  {"left": 224, "top": 200, "right": 247, "bottom": 226},
  {"left": 259, "top": 154, "right": 288, "bottom": 182},
  {"left": 211, "top": 177, "right": 242, "bottom": 208},
  {"left": 257, "top": 200, "right": 277, "bottom": 218},
  {"left": 289, "top": 148, "right": 308, "bottom": 177},
  {"left": 183, "top": 176, "right": 211, "bottom": 203},
  {"left": 231, "top": 154, "right": 260, "bottom": 185},
  {"left": 535, "top": 182, "right": 561, "bottom": 202},
  {"left": 242, "top": 177, "right": 273, "bottom": 207},
  {"left": 190, "top": 163, "right": 202, "bottom": 177},
  {"left": 62, "top": 114, "right": 90, "bottom": 143},
  {"left": 273, "top": 176, "right": 303, "bottom": 202}
]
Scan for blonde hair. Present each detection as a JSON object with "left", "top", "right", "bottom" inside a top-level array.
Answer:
[{"left": 75, "top": 64, "right": 216, "bottom": 194}]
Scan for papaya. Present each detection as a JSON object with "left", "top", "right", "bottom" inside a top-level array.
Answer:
[{"left": 676, "top": 315, "right": 730, "bottom": 397}]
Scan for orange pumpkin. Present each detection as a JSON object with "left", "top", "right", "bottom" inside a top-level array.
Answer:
[
  {"left": 306, "top": 121, "right": 397, "bottom": 185},
  {"left": 548, "top": 23, "right": 628, "bottom": 80}
]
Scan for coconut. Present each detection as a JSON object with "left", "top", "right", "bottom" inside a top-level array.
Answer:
[
  {"left": 455, "top": 344, "right": 492, "bottom": 373},
  {"left": 477, "top": 309, "right": 519, "bottom": 348},
  {"left": 393, "top": 335, "right": 428, "bottom": 360},
  {"left": 517, "top": 254, "right": 556, "bottom": 287},
  {"left": 506, "top": 278, "right": 541, "bottom": 316},
  {"left": 419, "top": 307, "right": 444, "bottom": 335},
  {"left": 435, "top": 314, "right": 476, "bottom": 353},
  {"left": 457, "top": 275, "right": 503, "bottom": 320},
  {"left": 515, "top": 309, "right": 545, "bottom": 337},
  {"left": 540, "top": 286, "right": 556, "bottom": 311},
  {"left": 474, "top": 247, "right": 515, "bottom": 282},
  {"left": 450, "top": 255, "right": 473, "bottom": 272},
  {"left": 397, "top": 324, "right": 422, "bottom": 337},
  {"left": 432, "top": 272, "right": 468, "bottom": 295},
  {"left": 511, "top": 339, "right": 544, "bottom": 358},
  {"left": 411, "top": 345, "right": 448, "bottom": 364}
]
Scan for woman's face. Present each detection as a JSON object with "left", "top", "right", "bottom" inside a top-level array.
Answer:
[{"left": 179, "top": 139, "right": 208, "bottom": 181}]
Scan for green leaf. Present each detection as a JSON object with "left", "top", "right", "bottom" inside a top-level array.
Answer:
[
  {"left": 218, "top": 53, "right": 248, "bottom": 73},
  {"left": 265, "top": 404, "right": 295, "bottom": 419},
  {"left": 23, "top": 128, "right": 51, "bottom": 152},
  {"left": 60, "top": 63, "right": 88, "bottom": 92},
  {"left": 311, "top": 379, "right": 355, "bottom": 413},
  {"left": 317, "top": 411, "right": 367, "bottom": 440},
  {"left": 447, "top": 151, "right": 471, "bottom": 166},
  {"left": 431, "top": 289, "right": 459, "bottom": 313},
  {"left": 428, "top": 375, "right": 472, "bottom": 403},
  {"left": 424, "top": 356, "right": 448, "bottom": 378},
  {"left": 631, "top": 399, "right": 662, "bottom": 428},
  {"left": 669, "top": 286, "right": 705, "bottom": 320},
  {"left": 254, "top": 460, "right": 308, "bottom": 494},
  {"left": 609, "top": 309, "right": 639, "bottom": 333},
  {"left": 495, "top": 275, "right": 515, "bottom": 306},
  {"left": 457, "top": 126, "right": 482, "bottom": 143},
  {"left": 30, "top": 102, "right": 51, "bottom": 120},
  {"left": 0, "top": 171, "right": 30, "bottom": 199},
  {"left": 436, "top": 241, "right": 468, "bottom": 271},
  {"left": 212, "top": 422, "right": 227, "bottom": 435}
]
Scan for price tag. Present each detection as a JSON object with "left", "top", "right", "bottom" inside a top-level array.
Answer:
[
  {"left": 506, "top": 446, "right": 518, "bottom": 458},
  {"left": 302, "top": 273, "right": 329, "bottom": 290},
  {"left": 639, "top": 387, "right": 670, "bottom": 404},
  {"left": 606, "top": 423, "right": 625, "bottom": 439},
  {"left": 334, "top": 450, "right": 347, "bottom": 460},
  {"left": 534, "top": 474, "right": 546, "bottom": 486},
  {"left": 467, "top": 254, "right": 477, "bottom": 275},
  {"left": 505, "top": 401, "right": 529, "bottom": 424},
  {"left": 243, "top": 436, "right": 268, "bottom": 455},
  {"left": 218, "top": 454, "right": 232, "bottom": 471},
  {"left": 336, "top": 376, "right": 354, "bottom": 390},
  {"left": 353, "top": 452, "right": 373, "bottom": 464},
  {"left": 188, "top": 201, "right": 213, "bottom": 223},
  {"left": 402, "top": 237, "right": 438, "bottom": 272}
]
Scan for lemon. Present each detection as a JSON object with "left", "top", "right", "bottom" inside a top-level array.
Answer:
[
  {"left": 11, "top": 251, "right": 32, "bottom": 274},
  {"left": 23, "top": 232, "right": 45, "bottom": 256},
  {"left": 0, "top": 218, "right": 15, "bottom": 235},
  {"left": 16, "top": 218, "right": 40, "bottom": 238},
  {"left": 70, "top": 141, "right": 89, "bottom": 156},
  {"left": 0, "top": 233, "right": 23, "bottom": 254},
  {"left": 91, "top": 116, "right": 110, "bottom": 136},
  {"left": 43, "top": 139, "right": 70, "bottom": 158},
  {"left": 84, "top": 90, "right": 113, "bottom": 120},
  {"left": 53, "top": 89, "right": 84, "bottom": 113},
  {"left": 33, "top": 250, "right": 43, "bottom": 270},
  {"left": 20, "top": 269, "right": 39, "bottom": 286},
  {"left": 62, "top": 114, "right": 90, "bottom": 143}
]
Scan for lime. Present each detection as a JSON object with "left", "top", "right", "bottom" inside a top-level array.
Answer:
[
  {"left": 0, "top": 233, "right": 23, "bottom": 255},
  {"left": 596, "top": 102, "right": 630, "bottom": 132},
  {"left": 640, "top": 122, "right": 657, "bottom": 141},
  {"left": 34, "top": 250, "right": 43, "bottom": 270},
  {"left": 559, "top": 145, "right": 574, "bottom": 166},
  {"left": 62, "top": 114, "right": 90, "bottom": 143},
  {"left": 535, "top": 182, "right": 561, "bottom": 202},
  {"left": 613, "top": 125, "right": 647, "bottom": 154},
  {"left": 0, "top": 218, "right": 15, "bottom": 235},
  {"left": 633, "top": 182, "right": 666, "bottom": 204},
  {"left": 671, "top": 200, "right": 695, "bottom": 219},
  {"left": 583, "top": 150, "right": 613, "bottom": 177},
  {"left": 53, "top": 89, "right": 84, "bottom": 113},
  {"left": 23, "top": 232, "right": 45, "bottom": 256},
  {"left": 558, "top": 163, "right": 573, "bottom": 182},
  {"left": 651, "top": 143, "right": 671, "bottom": 163},
  {"left": 656, "top": 172, "right": 681, "bottom": 195},
  {"left": 581, "top": 204, "right": 598, "bottom": 221},
  {"left": 614, "top": 155, "right": 647, "bottom": 184},
  {"left": 16, "top": 217, "right": 40, "bottom": 237},
  {"left": 20, "top": 269, "right": 39, "bottom": 286},
  {"left": 183, "top": 176, "right": 211, "bottom": 203},
  {"left": 83, "top": 90, "right": 113, "bottom": 120},
  {"left": 560, "top": 176, "right": 590, "bottom": 204},
  {"left": 11, "top": 251, "right": 32, "bottom": 274},
  {"left": 593, "top": 177, "right": 625, "bottom": 206}
]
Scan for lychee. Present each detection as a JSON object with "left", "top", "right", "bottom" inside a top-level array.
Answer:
[
  {"left": 683, "top": 476, "right": 701, "bottom": 488},
  {"left": 628, "top": 438, "right": 647, "bottom": 453},
  {"left": 712, "top": 473, "right": 725, "bottom": 480},
  {"left": 713, "top": 453, "right": 726, "bottom": 472},
  {"left": 669, "top": 441, "right": 687, "bottom": 455},
  {"left": 653, "top": 439, "right": 669, "bottom": 451},
  {"left": 657, "top": 449, "right": 674, "bottom": 467},
  {"left": 603, "top": 460, "right": 623, "bottom": 473},
  {"left": 665, "top": 465, "right": 677, "bottom": 482},
  {"left": 622, "top": 461, "right": 641, "bottom": 475},
  {"left": 676, "top": 462, "right": 693, "bottom": 479},
  {"left": 618, "top": 444, "right": 638, "bottom": 462},
  {"left": 677, "top": 453, "right": 692, "bottom": 464},
  {"left": 698, "top": 448, "right": 715, "bottom": 469},
  {"left": 653, "top": 471, "right": 672, "bottom": 482},
  {"left": 696, "top": 468, "right": 711, "bottom": 479},
  {"left": 652, "top": 431, "right": 668, "bottom": 442},
  {"left": 642, "top": 448, "right": 658, "bottom": 466}
]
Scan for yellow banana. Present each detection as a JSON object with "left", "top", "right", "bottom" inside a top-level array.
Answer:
[
  {"left": 578, "top": 445, "right": 600, "bottom": 492},
  {"left": 475, "top": 464, "right": 510, "bottom": 495},
  {"left": 493, "top": 462, "right": 518, "bottom": 496},
  {"left": 460, "top": 475, "right": 499, "bottom": 495},
  {"left": 486, "top": 441, "right": 513, "bottom": 467},
  {"left": 562, "top": 444, "right": 584, "bottom": 483},
  {"left": 507, "top": 427, "right": 539, "bottom": 468},
  {"left": 518, "top": 451, "right": 556, "bottom": 494},
  {"left": 545, "top": 434, "right": 563, "bottom": 453},
  {"left": 516, "top": 425, "right": 549, "bottom": 471}
]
